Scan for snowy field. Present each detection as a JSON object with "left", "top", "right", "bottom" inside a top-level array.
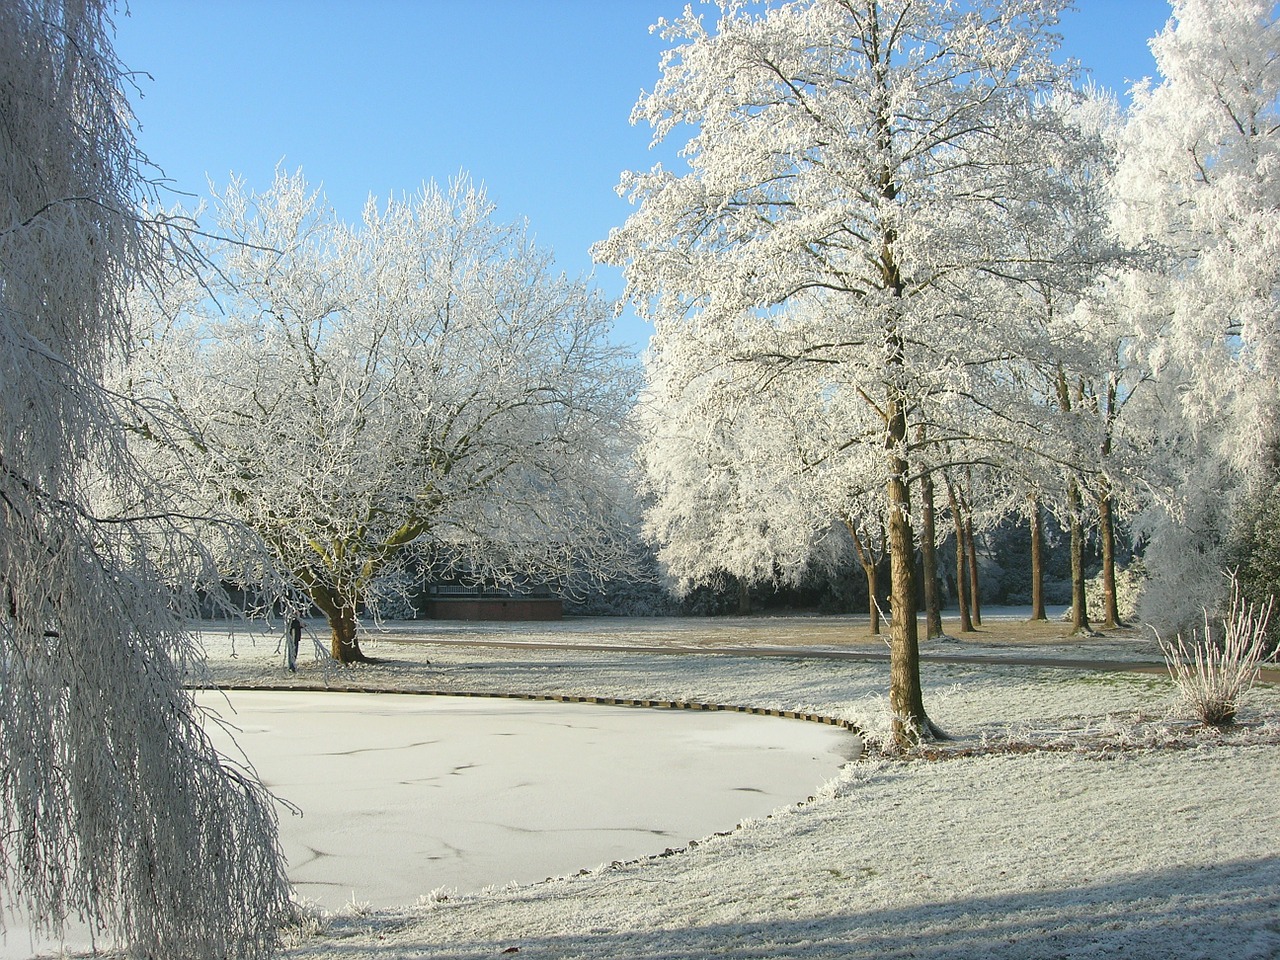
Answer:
[
  {"left": 193, "top": 613, "right": 1280, "bottom": 960},
  {"left": 18, "top": 613, "right": 1280, "bottom": 959}
]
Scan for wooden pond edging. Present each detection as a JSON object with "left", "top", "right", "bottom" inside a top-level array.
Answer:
[{"left": 209, "top": 683, "right": 862, "bottom": 733}]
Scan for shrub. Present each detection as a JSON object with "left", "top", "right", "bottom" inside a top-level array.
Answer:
[
  {"left": 1157, "top": 578, "right": 1273, "bottom": 726},
  {"left": 1226, "top": 473, "right": 1280, "bottom": 654},
  {"left": 1085, "top": 558, "right": 1147, "bottom": 624}
]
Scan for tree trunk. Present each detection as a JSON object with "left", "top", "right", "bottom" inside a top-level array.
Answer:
[
  {"left": 1096, "top": 378, "right": 1122, "bottom": 629},
  {"left": 946, "top": 480, "right": 974, "bottom": 633},
  {"left": 884, "top": 388, "right": 934, "bottom": 747},
  {"left": 1056, "top": 365, "right": 1093, "bottom": 636},
  {"left": 846, "top": 519, "right": 881, "bottom": 635},
  {"left": 1098, "top": 484, "right": 1122, "bottom": 628},
  {"left": 1067, "top": 479, "right": 1092, "bottom": 635},
  {"left": 329, "top": 608, "right": 365, "bottom": 664},
  {"left": 737, "top": 576, "right": 752, "bottom": 615},
  {"left": 887, "top": 455, "right": 930, "bottom": 746},
  {"left": 311, "top": 588, "right": 374, "bottom": 664},
  {"left": 878, "top": 132, "right": 932, "bottom": 748},
  {"left": 964, "top": 513, "right": 982, "bottom": 627},
  {"left": 1029, "top": 496, "right": 1047, "bottom": 621},
  {"left": 919, "top": 471, "right": 943, "bottom": 639},
  {"left": 867, "top": 563, "right": 880, "bottom": 634}
]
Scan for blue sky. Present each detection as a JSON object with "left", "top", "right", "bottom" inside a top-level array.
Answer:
[{"left": 113, "top": 1, "right": 1175, "bottom": 351}]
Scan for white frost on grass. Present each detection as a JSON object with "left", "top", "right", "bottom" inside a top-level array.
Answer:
[
  {"left": 190, "top": 616, "right": 1279, "bottom": 960},
  {"left": 196, "top": 616, "right": 1200, "bottom": 749},
  {"left": 278, "top": 747, "right": 1280, "bottom": 960}
]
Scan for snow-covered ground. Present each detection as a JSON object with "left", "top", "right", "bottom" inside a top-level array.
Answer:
[
  {"left": 330, "top": 605, "right": 1163, "bottom": 665},
  {"left": 19, "top": 613, "right": 1280, "bottom": 959},
  {"left": 190, "top": 613, "right": 1280, "bottom": 960}
]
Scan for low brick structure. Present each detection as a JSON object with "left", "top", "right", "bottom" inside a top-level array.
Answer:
[{"left": 424, "top": 596, "right": 563, "bottom": 621}]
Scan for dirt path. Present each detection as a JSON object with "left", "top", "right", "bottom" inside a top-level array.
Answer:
[
  {"left": 409, "top": 634, "right": 1181, "bottom": 674},
  {"left": 363, "top": 612, "right": 1278, "bottom": 684}
]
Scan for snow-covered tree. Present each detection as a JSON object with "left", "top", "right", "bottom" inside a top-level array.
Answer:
[
  {"left": 0, "top": 1, "right": 290, "bottom": 955},
  {"left": 132, "top": 171, "right": 639, "bottom": 663},
  {"left": 598, "top": 0, "right": 1097, "bottom": 745},
  {"left": 1114, "top": 0, "right": 1280, "bottom": 629},
  {"left": 636, "top": 322, "right": 823, "bottom": 599},
  {"left": 1056, "top": 269, "right": 1167, "bottom": 631}
]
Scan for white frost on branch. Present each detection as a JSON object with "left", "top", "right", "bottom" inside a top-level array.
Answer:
[
  {"left": 1115, "top": 0, "right": 1280, "bottom": 472},
  {"left": 0, "top": 1, "right": 291, "bottom": 956},
  {"left": 598, "top": 0, "right": 1114, "bottom": 742},
  {"left": 1113, "top": 0, "right": 1280, "bottom": 628},
  {"left": 129, "top": 170, "right": 641, "bottom": 661}
]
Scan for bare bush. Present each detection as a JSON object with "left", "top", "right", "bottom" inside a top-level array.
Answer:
[{"left": 1157, "top": 579, "right": 1274, "bottom": 726}]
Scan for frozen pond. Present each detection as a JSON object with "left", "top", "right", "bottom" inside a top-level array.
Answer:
[
  {"left": 197, "top": 690, "right": 855, "bottom": 911},
  {"left": 7, "top": 690, "right": 852, "bottom": 957}
]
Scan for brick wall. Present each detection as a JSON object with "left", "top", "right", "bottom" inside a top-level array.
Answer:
[{"left": 425, "top": 597, "right": 563, "bottom": 621}]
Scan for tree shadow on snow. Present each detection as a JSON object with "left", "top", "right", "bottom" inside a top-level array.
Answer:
[{"left": 314, "top": 855, "right": 1280, "bottom": 960}]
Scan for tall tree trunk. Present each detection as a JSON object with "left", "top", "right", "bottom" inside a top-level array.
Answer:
[
  {"left": 887, "top": 445, "right": 930, "bottom": 746},
  {"left": 946, "top": 479, "right": 974, "bottom": 633},
  {"left": 964, "top": 513, "right": 982, "bottom": 627},
  {"left": 1056, "top": 364, "right": 1092, "bottom": 636},
  {"left": 846, "top": 519, "right": 881, "bottom": 635},
  {"left": 867, "top": 563, "right": 880, "bottom": 635},
  {"left": 1096, "top": 376, "right": 1122, "bottom": 630},
  {"left": 877, "top": 117, "right": 931, "bottom": 747},
  {"left": 1029, "top": 496, "right": 1047, "bottom": 621},
  {"left": 1067, "top": 478, "right": 1092, "bottom": 635},
  {"left": 737, "top": 576, "right": 752, "bottom": 615},
  {"left": 1098, "top": 484, "right": 1122, "bottom": 628},
  {"left": 961, "top": 470, "right": 982, "bottom": 626},
  {"left": 919, "top": 471, "right": 943, "bottom": 639}
]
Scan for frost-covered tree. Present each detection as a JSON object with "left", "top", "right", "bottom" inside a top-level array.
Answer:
[
  {"left": 637, "top": 310, "right": 909, "bottom": 622},
  {"left": 1226, "top": 442, "right": 1280, "bottom": 650},
  {"left": 1114, "top": 0, "right": 1280, "bottom": 629},
  {"left": 132, "top": 171, "right": 638, "bottom": 663},
  {"left": 636, "top": 323, "right": 823, "bottom": 599},
  {"left": 598, "top": 0, "right": 1096, "bottom": 745},
  {"left": 0, "top": 1, "right": 290, "bottom": 955},
  {"left": 929, "top": 86, "right": 1141, "bottom": 635},
  {"left": 1057, "top": 272, "right": 1165, "bottom": 631}
]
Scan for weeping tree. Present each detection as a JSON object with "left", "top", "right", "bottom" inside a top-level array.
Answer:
[
  {"left": 131, "top": 171, "right": 640, "bottom": 663},
  {"left": 0, "top": 1, "right": 291, "bottom": 956}
]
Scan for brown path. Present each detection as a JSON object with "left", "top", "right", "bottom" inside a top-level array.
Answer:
[
  {"left": 396, "top": 635, "right": 1280, "bottom": 685},
  {"left": 403, "top": 635, "right": 1177, "bottom": 673}
]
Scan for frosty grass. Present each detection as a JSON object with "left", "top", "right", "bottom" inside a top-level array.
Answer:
[{"left": 196, "top": 616, "right": 1279, "bottom": 960}]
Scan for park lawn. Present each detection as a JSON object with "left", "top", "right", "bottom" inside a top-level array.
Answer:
[{"left": 194, "top": 615, "right": 1279, "bottom": 960}]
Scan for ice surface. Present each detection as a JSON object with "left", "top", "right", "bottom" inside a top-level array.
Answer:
[
  {"left": 5, "top": 691, "right": 848, "bottom": 958},
  {"left": 195, "top": 690, "right": 853, "bottom": 910}
]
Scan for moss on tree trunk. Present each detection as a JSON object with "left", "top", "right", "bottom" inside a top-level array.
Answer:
[{"left": 310, "top": 587, "right": 376, "bottom": 664}]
